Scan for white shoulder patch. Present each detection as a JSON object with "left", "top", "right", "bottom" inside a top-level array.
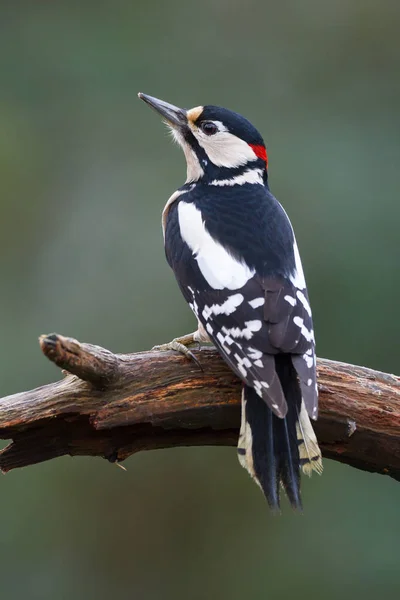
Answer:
[
  {"left": 162, "top": 185, "right": 195, "bottom": 240},
  {"left": 178, "top": 202, "right": 255, "bottom": 290}
]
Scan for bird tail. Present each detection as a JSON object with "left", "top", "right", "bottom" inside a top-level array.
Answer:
[
  {"left": 237, "top": 355, "right": 322, "bottom": 511},
  {"left": 296, "top": 399, "right": 323, "bottom": 477}
]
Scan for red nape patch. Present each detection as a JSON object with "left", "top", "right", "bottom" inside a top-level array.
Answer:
[{"left": 249, "top": 144, "right": 268, "bottom": 168}]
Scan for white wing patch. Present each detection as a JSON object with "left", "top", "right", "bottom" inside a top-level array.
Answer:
[
  {"left": 289, "top": 239, "right": 306, "bottom": 290},
  {"left": 178, "top": 202, "right": 255, "bottom": 290},
  {"left": 293, "top": 316, "right": 314, "bottom": 343},
  {"left": 296, "top": 290, "right": 311, "bottom": 316},
  {"left": 234, "top": 353, "right": 252, "bottom": 377},
  {"left": 221, "top": 319, "right": 262, "bottom": 340},
  {"left": 284, "top": 294, "right": 296, "bottom": 307},
  {"left": 253, "top": 379, "right": 270, "bottom": 396},
  {"left": 248, "top": 297, "right": 265, "bottom": 309},
  {"left": 216, "top": 331, "right": 235, "bottom": 354},
  {"left": 202, "top": 293, "right": 244, "bottom": 319},
  {"left": 247, "top": 347, "right": 263, "bottom": 360},
  {"left": 303, "top": 352, "right": 314, "bottom": 368}
]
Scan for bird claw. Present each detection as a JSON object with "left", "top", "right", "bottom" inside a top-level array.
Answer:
[{"left": 152, "top": 335, "right": 203, "bottom": 371}]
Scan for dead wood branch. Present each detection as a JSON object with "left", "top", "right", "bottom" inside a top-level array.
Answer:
[{"left": 0, "top": 333, "right": 399, "bottom": 480}]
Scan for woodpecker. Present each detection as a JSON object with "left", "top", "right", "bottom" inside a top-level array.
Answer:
[{"left": 138, "top": 93, "right": 322, "bottom": 511}]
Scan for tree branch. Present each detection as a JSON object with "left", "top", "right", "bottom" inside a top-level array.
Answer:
[{"left": 0, "top": 333, "right": 399, "bottom": 481}]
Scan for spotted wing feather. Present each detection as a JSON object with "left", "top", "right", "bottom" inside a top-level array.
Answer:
[
  {"left": 263, "top": 278, "right": 318, "bottom": 418},
  {"left": 184, "top": 275, "right": 317, "bottom": 419}
]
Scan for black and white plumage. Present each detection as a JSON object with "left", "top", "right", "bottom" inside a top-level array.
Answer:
[{"left": 139, "top": 93, "right": 322, "bottom": 510}]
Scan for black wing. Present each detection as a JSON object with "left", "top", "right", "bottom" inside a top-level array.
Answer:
[
  {"left": 184, "top": 275, "right": 317, "bottom": 419},
  {"left": 164, "top": 185, "right": 317, "bottom": 419}
]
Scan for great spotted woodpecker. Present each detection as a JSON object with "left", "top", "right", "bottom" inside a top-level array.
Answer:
[{"left": 138, "top": 93, "right": 322, "bottom": 510}]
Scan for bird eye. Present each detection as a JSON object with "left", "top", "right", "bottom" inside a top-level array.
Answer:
[{"left": 200, "top": 121, "right": 218, "bottom": 136}]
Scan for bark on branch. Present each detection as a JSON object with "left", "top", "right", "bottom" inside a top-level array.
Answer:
[{"left": 0, "top": 333, "right": 399, "bottom": 481}]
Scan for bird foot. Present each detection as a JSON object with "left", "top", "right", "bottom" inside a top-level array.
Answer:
[{"left": 152, "top": 332, "right": 203, "bottom": 370}]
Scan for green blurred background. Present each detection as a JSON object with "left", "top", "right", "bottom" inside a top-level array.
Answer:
[{"left": 1, "top": 1, "right": 399, "bottom": 598}]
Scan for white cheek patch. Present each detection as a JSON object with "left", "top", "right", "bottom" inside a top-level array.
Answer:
[
  {"left": 178, "top": 202, "right": 255, "bottom": 290},
  {"left": 194, "top": 130, "right": 259, "bottom": 169}
]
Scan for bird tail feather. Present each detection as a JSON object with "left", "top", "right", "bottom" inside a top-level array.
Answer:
[
  {"left": 237, "top": 355, "right": 321, "bottom": 511},
  {"left": 296, "top": 401, "right": 323, "bottom": 476}
]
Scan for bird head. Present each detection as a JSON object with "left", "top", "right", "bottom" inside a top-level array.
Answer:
[{"left": 138, "top": 93, "right": 268, "bottom": 185}]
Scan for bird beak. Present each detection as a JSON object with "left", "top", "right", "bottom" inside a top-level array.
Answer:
[{"left": 138, "top": 93, "right": 187, "bottom": 128}]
